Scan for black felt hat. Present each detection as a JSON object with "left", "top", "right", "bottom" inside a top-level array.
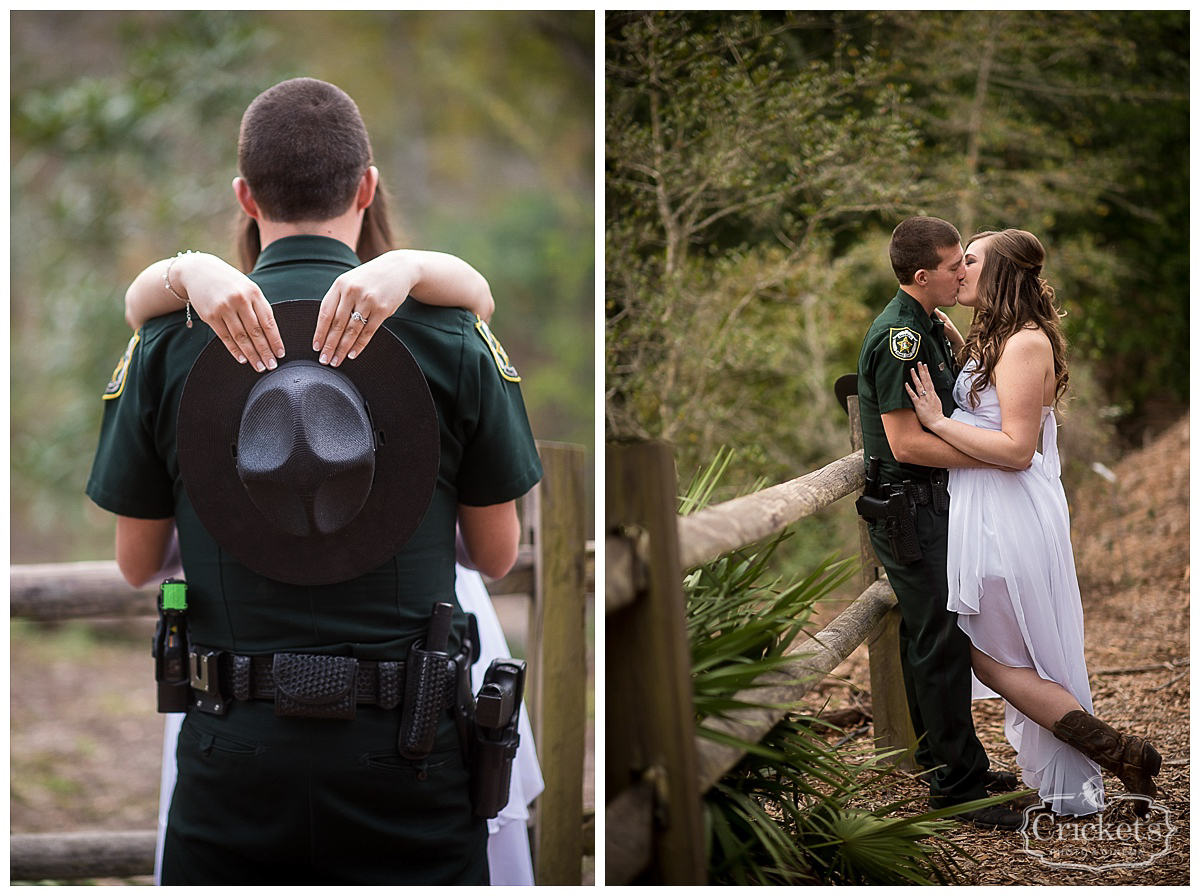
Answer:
[{"left": 177, "top": 300, "right": 439, "bottom": 585}]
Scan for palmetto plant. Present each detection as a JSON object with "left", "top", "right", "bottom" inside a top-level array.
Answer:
[{"left": 681, "top": 449, "right": 992, "bottom": 884}]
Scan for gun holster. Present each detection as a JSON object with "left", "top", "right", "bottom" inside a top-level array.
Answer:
[
  {"left": 470, "top": 658, "right": 526, "bottom": 819},
  {"left": 856, "top": 487, "right": 923, "bottom": 565}
]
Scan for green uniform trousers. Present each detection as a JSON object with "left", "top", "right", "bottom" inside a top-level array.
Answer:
[
  {"left": 868, "top": 496, "right": 990, "bottom": 807},
  {"left": 161, "top": 701, "right": 488, "bottom": 885}
]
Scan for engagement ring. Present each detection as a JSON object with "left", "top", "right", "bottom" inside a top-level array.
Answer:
[{"left": 350, "top": 310, "right": 368, "bottom": 324}]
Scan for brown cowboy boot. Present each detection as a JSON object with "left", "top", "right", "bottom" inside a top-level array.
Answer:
[{"left": 1052, "top": 710, "right": 1161, "bottom": 814}]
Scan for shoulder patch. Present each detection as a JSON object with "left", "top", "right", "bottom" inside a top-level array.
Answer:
[
  {"left": 102, "top": 331, "right": 141, "bottom": 400},
  {"left": 888, "top": 327, "right": 921, "bottom": 361},
  {"left": 474, "top": 317, "right": 521, "bottom": 382}
]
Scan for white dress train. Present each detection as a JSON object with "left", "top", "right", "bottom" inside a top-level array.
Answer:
[
  {"left": 945, "top": 366, "right": 1104, "bottom": 816},
  {"left": 153, "top": 564, "right": 544, "bottom": 885}
]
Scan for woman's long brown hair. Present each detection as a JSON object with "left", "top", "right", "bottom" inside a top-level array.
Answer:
[{"left": 960, "top": 229, "right": 1070, "bottom": 409}]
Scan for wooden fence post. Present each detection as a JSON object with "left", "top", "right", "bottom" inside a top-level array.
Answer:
[
  {"left": 527, "top": 442, "right": 588, "bottom": 885},
  {"left": 605, "top": 441, "right": 705, "bottom": 885},
  {"left": 847, "top": 394, "right": 918, "bottom": 768}
]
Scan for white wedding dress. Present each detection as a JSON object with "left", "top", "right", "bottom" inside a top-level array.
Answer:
[
  {"left": 153, "top": 565, "right": 543, "bottom": 885},
  {"left": 945, "top": 365, "right": 1104, "bottom": 816}
]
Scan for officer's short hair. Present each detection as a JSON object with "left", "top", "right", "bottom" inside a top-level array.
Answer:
[
  {"left": 238, "top": 78, "right": 372, "bottom": 223},
  {"left": 889, "top": 217, "right": 961, "bottom": 285}
]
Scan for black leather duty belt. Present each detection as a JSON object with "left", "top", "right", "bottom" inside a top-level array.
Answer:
[
  {"left": 883, "top": 469, "right": 949, "bottom": 511},
  {"left": 189, "top": 649, "right": 413, "bottom": 718}
]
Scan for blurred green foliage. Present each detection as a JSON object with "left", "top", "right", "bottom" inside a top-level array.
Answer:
[{"left": 11, "top": 10, "right": 595, "bottom": 561}]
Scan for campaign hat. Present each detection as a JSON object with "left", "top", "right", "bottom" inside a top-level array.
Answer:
[{"left": 177, "top": 299, "right": 438, "bottom": 585}]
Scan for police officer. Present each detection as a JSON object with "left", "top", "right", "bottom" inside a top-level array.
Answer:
[
  {"left": 856, "top": 216, "right": 1021, "bottom": 830},
  {"left": 86, "top": 78, "right": 542, "bottom": 883}
]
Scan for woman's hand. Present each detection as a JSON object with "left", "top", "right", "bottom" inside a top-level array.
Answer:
[
  {"left": 904, "top": 363, "right": 946, "bottom": 430},
  {"left": 934, "top": 309, "right": 965, "bottom": 351},
  {"left": 311, "top": 254, "right": 413, "bottom": 367},
  {"left": 131, "top": 248, "right": 494, "bottom": 371},
  {"left": 312, "top": 249, "right": 494, "bottom": 367},
  {"left": 176, "top": 254, "right": 285, "bottom": 371},
  {"left": 129, "top": 252, "right": 286, "bottom": 372}
]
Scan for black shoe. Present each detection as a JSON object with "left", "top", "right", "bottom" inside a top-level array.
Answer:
[
  {"left": 982, "top": 769, "right": 1020, "bottom": 793},
  {"left": 950, "top": 805, "right": 1026, "bottom": 831}
]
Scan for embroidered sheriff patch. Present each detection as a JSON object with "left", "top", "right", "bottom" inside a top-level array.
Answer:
[
  {"left": 889, "top": 327, "right": 921, "bottom": 361},
  {"left": 475, "top": 318, "right": 521, "bottom": 382},
  {"left": 102, "top": 331, "right": 141, "bottom": 400}
]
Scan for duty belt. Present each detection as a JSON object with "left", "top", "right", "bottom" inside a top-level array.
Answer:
[
  {"left": 884, "top": 469, "right": 949, "bottom": 513},
  {"left": 187, "top": 648, "right": 466, "bottom": 721}
]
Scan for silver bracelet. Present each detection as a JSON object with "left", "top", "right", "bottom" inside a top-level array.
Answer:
[{"left": 163, "top": 250, "right": 195, "bottom": 328}]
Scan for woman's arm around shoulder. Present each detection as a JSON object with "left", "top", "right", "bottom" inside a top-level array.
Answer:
[
  {"left": 124, "top": 248, "right": 496, "bottom": 374},
  {"left": 314, "top": 249, "right": 495, "bottom": 367},
  {"left": 125, "top": 252, "right": 284, "bottom": 373}
]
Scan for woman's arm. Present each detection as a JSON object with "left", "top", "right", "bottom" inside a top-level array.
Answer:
[
  {"left": 934, "top": 309, "right": 965, "bottom": 352},
  {"left": 126, "top": 252, "right": 284, "bottom": 372},
  {"left": 314, "top": 250, "right": 495, "bottom": 367},
  {"left": 125, "top": 249, "right": 496, "bottom": 371},
  {"left": 905, "top": 330, "right": 1051, "bottom": 469}
]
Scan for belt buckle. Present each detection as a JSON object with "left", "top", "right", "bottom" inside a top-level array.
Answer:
[{"left": 190, "top": 649, "right": 227, "bottom": 716}]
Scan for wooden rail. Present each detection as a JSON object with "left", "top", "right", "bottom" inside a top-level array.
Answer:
[
  {"left": 11, "top": 832, "right": 158, "bottom": 883},
  {"left": 605, "top": 394, "right": 915, "bottom": 884},
  {"left": 10, "top": 553, "right": 539, "bottom": 621},
  {"left": 11, "top": 441, "right": 591, "bottom": 885}
]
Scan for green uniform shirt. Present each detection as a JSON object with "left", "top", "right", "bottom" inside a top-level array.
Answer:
[
  {"left": 87, "top": 235, "right": 543, "bottom": 658},
  {"left": 856, "top": 288, "right": 959, "bottom": 484}
]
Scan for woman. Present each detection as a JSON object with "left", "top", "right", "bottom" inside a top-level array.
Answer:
[
  {"left": 129, "top": 243, "right": 542, "bottom": 884},
  {"left": 905, "top": 229, "right": 1161, "bottom": 817}
]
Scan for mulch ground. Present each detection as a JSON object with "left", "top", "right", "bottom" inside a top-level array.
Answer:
[{"left": 811, "top": 413, "right": 1190, "bottom": 885}]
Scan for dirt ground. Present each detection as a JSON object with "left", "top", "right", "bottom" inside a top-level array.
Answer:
[
  {"left": 811, "top": 412, "right": 1190, "bottom": 885},
  {"left": 10, "top": 594, "right": 595, "bottom": 885}
]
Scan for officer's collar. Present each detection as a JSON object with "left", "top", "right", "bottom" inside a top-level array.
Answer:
[
  {"left": 894, "top": 288, "right": 941, "bottom": 334},
  {"left": 252, "top": 234, "right": 361, "bottom": 274}
]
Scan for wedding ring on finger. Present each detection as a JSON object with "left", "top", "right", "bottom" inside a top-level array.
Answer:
[
  {"left": 920, "top": 390, "right": 927, "bottom": 396},
  {"left": 350, "top": 310, "right": 368, "bottom": 325}
]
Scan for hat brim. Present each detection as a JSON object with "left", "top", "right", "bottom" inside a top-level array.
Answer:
[{"left": 177, "top": 300, "right": 439, "bottom": 586}]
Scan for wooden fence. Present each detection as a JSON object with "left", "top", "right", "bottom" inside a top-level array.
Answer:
[
  {"left": 605, "top": 394, "right": 916, "bottom": 884},
  {"left": 11, "top": 441, "right": 592, "bottom": 885}
]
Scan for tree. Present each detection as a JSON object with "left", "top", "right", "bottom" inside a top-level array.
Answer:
[
  {"left": 606, "top": 12, "right": 920, "bottom": 484},
  {"left": 869, "top": 10, "right": 1189, "bottom": 439},
  {"left": 606, "top": 10, "right": 1187, "bottom": 497},
  {"left": 11, "top": 12, "right": 273, "bottom": 560}
]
